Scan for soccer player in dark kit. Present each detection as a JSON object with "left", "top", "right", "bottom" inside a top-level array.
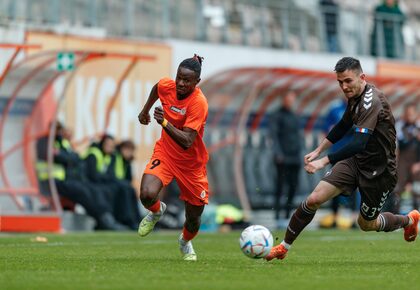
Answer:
[{"left": 266, "top": 57, "right": 420, "bottom": 261}]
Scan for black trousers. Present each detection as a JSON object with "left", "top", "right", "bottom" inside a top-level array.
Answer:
[
  {"left": 274, "top": 163, "right": 300, "bottom": 219},
  {"left": 97, "top": 180, "right": 140, "bottom": 230},
  {"left": 53, "top": 180, "right": 107, "bottom": 220}
]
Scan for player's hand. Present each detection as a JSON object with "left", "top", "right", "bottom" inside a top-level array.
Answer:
[
  {"left": 154, "top": 106, "right": 164, "bottom": 125},
  {"left": 304, "top": 150, "right": 320, "bottom": 165},
  {"left": 138, "top": 111, "right": 151, "bottom": 125},
  {"left": 304, "top": 157, "right": 329, "bottom": 174}
]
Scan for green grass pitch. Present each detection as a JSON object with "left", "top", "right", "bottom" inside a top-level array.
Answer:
[{"left": 1, "top": 229, "right": 419, "bottom": 290}]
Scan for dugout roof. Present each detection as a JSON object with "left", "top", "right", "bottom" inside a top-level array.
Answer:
[{"left": 0, "top": 49, "right": 154, "bottom": 217}]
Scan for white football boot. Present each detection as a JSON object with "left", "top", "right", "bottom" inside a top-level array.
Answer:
[
  {"left": 178, "top": 234, "right": 197, "bottom": 261},
  {"left": 138, "top": 202, "right": 167, "bottom": 237}
]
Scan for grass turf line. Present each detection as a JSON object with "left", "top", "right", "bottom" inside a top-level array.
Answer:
[{"left": 0, "top": 230, "right": 419, "bottom": 290}]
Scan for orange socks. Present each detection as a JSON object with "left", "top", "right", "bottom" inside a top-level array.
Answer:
[
  {"left": 182, "top": 227, "right": 198, "bottom": 241},
  {"left": 147, "top": 200, "right": 161, "bottom": 213}
]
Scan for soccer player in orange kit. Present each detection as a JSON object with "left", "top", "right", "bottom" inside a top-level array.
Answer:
[{"left": 137, "top": 54, "right": 209, "bottom": 261}]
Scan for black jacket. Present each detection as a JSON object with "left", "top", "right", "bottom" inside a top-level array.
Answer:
[{"left": 269, "top": 107, "right": 303, "bottom": 165}]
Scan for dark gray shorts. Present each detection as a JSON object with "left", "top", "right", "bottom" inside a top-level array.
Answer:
[{"left": 322, "top": 157, "right": 397, "bottom": 220}]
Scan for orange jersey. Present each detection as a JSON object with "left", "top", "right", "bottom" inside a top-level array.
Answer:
[{"left": 155, "top": 77, "right": 209, "bottom": 170}]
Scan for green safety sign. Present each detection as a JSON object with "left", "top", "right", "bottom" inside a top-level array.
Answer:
[{"left": 56, "top": 52, "right": 75, "bottom": 71}]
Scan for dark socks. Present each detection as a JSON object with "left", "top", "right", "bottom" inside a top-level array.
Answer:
[
  {"left": 377, "top": 212, "right": 410, "bottom": 232},
  {"left": 284, "top": 200, "right": 316, "bottom": 245}
]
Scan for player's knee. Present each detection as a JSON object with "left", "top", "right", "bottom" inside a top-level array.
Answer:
[
  {"left": 139, "top": 185, "right": 157, "bottom": 205},
  {"left": 306, "top": 195, "right": 322, "bottom": 210}
]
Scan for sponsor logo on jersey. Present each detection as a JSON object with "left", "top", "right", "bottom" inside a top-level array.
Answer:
[
  {"left": 170, "top": 106, "right": 186, "bottom": 115},
  {"left": 200, "top": 190, "right": 206, "bottom": 199}
]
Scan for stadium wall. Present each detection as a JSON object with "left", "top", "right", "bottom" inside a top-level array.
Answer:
[{"left": 167, "top": 39, "right": 377, "bottom": 79}]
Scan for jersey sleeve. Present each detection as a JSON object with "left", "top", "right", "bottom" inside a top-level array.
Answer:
[
  {"left": 184, "top": 96, "right": 208, "bottom": 132},
  {"left": 354, "top": 93, "right": 381, "bottom": 134},
  {"left": 157, "top": 78, "right": 175, "bottom": 102}
]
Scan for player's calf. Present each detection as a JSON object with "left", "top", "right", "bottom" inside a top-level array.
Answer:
[
  {"left": 373, "top": 212, "right": 410, "bottom": 232},
  {"left": 357, "top": 215, "right": 378, "bottom": 232},
  {"left": 139, "top": 189, "right": 158, "bottom": 208}
]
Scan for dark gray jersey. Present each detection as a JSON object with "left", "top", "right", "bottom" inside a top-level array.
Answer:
[{"left": 342, "top": 83, "right": 397, "bottom": 178}]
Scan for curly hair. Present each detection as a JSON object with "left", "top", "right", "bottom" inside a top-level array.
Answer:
[{"left": 179, "top": 54, "right": 204, "bottom": 78}]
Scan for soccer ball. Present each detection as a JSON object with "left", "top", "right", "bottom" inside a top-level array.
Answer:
[{"left": 239, "top": 225, "right": 273, "bottom": 259}]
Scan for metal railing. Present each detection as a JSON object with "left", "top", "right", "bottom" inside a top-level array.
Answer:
[{"left": 0, "top": 0, "right": 418, "bottom": 60}]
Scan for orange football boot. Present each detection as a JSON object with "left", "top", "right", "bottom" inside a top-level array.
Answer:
[
  {"left": 404, "top": 210, "right": 420, "bottom": 242},
  {"left": 265, "top": 244, "right": 288, "bottom": 261}
]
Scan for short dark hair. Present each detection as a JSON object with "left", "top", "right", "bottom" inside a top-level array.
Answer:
[
  {"left": 334, "top": 57, "right": 363, "bottom": 74},
  {"left": 99, "top": 134, "right": 114, "bottom": 148},
  {"left": 118, "top": 140, "right": 135, "bottom": 150},
  {"left": 55, "top": 121, "right": 64, "bottom": 132},
  {"left": 179, "top": 54, "right": 204, "bottom": 78}
]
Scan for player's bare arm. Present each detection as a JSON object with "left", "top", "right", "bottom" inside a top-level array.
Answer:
[
  {"left": 154, "top": 106, "right": 197, "bottom": 150},
  {"left": 304, "top": 138, "right": 332, "bottom": 165},
  {"left": 305, "top": 111, "right": 353, "bottom": 170},
  {"left": 138, "top": 83, "right": 159, "bottom": 125}
]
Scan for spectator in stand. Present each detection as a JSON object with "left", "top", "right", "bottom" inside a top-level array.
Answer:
[
  {"left": 391, "top": 103, "right": 420, "bottom": 213},
  {"left": 410, "top": 119, "right": 420, "bottom": 209},
  {"left": 371, "top": 0, "right": 405, "bottom": 58},
  {"left": 269, "top": 90, "right": 303, "bottom": 228},
  {"left": 36, "top": 122, "right": 127, "bottom": 230},
  {"left": 319, "top": 0, "right": 340, "bottom": 53},
  {"left": 84, "top": 135, "right": 140, "bottom": 230},
  {"left": 113, "top": 140, "right": 136, "bottom": 182},
  {"left": 112, "top": 139, "right": 141, "bottom": 222}
]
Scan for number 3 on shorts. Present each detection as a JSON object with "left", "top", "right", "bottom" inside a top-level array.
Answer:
[{"left": 150, "top": 159, "right": 161, "bottom": 170}]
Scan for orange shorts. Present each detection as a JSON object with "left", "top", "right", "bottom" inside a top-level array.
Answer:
[{"left": 143, "top": 152, "right": 209, "bottom": 206}]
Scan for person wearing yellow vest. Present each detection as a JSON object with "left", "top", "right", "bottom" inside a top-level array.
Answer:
[
  {"left": 84, "top": 135, "right": 140, "bottom": 230},
  {"left": 113, "top": 140, "right": 135, "bottom": 182},
  {"left": 36, "top": 122, "right": 127, "bottom": 231}
]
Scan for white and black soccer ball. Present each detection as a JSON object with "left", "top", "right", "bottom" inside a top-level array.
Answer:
[{"left": 239, "top": 225, "right": 273, "bottom": 259}]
